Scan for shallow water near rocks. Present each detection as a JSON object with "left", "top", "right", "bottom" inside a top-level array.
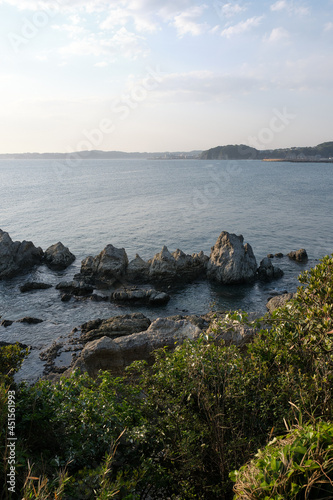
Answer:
[{"left": 0, "top": 158, "right": 332, "bottom": 382}]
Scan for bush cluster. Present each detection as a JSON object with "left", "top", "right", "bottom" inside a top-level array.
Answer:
[{"left": 0, "top": 255, "right": 333, "bottom": 499}]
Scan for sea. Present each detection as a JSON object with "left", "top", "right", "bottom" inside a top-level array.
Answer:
[{"left": 0, "top": 158, "right": 332, "bottom": 382}]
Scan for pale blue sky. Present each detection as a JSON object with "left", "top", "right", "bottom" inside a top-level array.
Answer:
[{"left": 0, "top": 0, "right": 332, "bottom": 153}]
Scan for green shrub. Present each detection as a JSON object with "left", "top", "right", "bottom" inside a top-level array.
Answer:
[
  {"left": 231, "top": 420, "right": 333, "bottom": 499},
  {"left": 0, "top": 343, "right": 29, "bottom": 386}
]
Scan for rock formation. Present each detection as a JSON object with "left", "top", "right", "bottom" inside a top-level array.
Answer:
[
  {"left": 0, "top": 229, "right": 43, "bottom": 279},
  {"left": 80, "top": 244, "right": 128, "bottom": 284},
  {"left": 69, "top": 316, "right": 203, "bottom": 377},
  {"left": 207, "top": 232, "right": 257, "bottom": 284},
  {"left": 44, "top": 242, "right": 76, "bottom": 270}
]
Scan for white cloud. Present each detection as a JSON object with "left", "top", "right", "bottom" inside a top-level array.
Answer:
[
  {"left": 270, "top": 0, "right": 309, "bottom": 16},
  {"left": 215, "top": 2, "right": 247, "bottom": 18},
  {"left": 100, "top": 5, "right": 158, "bottom": 33},
  {"left": 267, "top": 26, "right": 290, "bottom": 42},
  {"left": 172, "top": 5, "right": 210, "bottom": 37},
  {"left": 221, "top": 15, "right": 263, "bottom": 37}
]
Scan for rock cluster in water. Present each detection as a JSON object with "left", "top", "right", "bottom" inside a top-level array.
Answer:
[
  {"left": 0, "top": 229, "right": 76, "bottom": 279},
  {"left": 77, "top": 231, "right": 283, "bottom": 286}
]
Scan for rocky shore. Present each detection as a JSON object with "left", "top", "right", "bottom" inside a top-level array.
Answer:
[{"left": 0, "top": 228, "right": 307, "bottom": 381}]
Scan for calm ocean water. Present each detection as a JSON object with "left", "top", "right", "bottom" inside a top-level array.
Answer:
[{"left": 0, "top": 158, "right": 332, "bottom": 381}]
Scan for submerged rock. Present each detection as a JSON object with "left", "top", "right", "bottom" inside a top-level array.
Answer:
[
  {"left": 20, "top": 282, "right": 53, "bottom": 293},
  {"left": 1, "top": 319, "right": 13, "bottom": 328},
  {"left": 44, "top": 242, "right": 76, "bottom": 270},
  {"left": 17, "top": 317, "right": 43, "bottom": 324},
  {"left": 0, "top": 229, "right": 43, "bottom": 279},
  {"left": 207, "top": 231, "right": 257, "bottom": 284},
  {"left": 111, "top": 287, "right": 170, "bottom": 305}
]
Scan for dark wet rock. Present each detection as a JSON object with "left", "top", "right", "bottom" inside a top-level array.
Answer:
[
  {"left": 111, "top": 287, "right": 170, "bottom": 305},
  {"left": 16, "top": 317, "right": 43, "bottom": 324},
  {"left": 20, "top": 282, "right": 53, "bottom": 293},
  {"left": 266, "top": 293, "right": 295, "bottom": 313},
  {"left": 275, "top": 253, "right": 284, "bottom": 258},
  {"left": 56, "top": 280, "right": 94, "bottom": 296},
  {"left": 0, "top": 229, "right": 43, "bottom": 279},
  {"left": 61, "top": 293, "right": 72, "bottom": 302},
  {"left": 257, "top": 257, "right": 284, "bottom": 282},
  {"left": 44, "top": 242, "right": 76, "bottom": 270},
  {"left": 1, "top": 320, "right": 13, "bottom": 328},
  {"left": 81, "top": 313, "right": 152, "bottom": 343},
  {"left": 207, "top": 231, "right": 257, "bottom": 284},
  {"left": 288, "top": 249, "right": 308, "bottom": 262},
  {"left": 267, "top": 253, "right": 274, "bottom": 259},
  {"left": 0, "top": 341, "right": 29, "bottom": 349},
  {"left": 80, "top": 244, "right": 128, "bottom": 285},
  {"left": 79, "top": 294, "right": 109, "bottom": 302},
  {"left": 81, "top": 318, "right": 103, "bottom": 334}
]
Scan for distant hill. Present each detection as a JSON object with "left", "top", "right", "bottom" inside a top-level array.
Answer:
[
  {"left": 0, "top": 150, "right": 202, "bottom": 160},
  {"left": 200, "top": 142, "right": 333, "bottom": 160}
]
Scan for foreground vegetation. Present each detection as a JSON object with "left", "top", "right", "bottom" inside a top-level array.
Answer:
[{"left": 1, "top": 255, "right": 333, "bottom": 499}]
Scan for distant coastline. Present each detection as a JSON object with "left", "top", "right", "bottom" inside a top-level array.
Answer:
[{"left": 1, "top": 141, "right": 332, "bottom": 162}]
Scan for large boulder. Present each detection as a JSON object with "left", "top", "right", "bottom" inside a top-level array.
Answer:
[
  {"left": 69, "top": 316, "right": 202, "bottom": 377},
  {"left": 0, "top": 229, "right": 43, "bottom": 279},
  {"left": 80, "top": 244, "right": 129, "bottom": 284},
  {"left": 206, "top": 231, "right": 257, "bottom": 284},
  {"left": 257, "top": 257, "right": 284, "bottom": 281},
  {"left": 44, "top": 242, "right": 75, "bottom": 270}
]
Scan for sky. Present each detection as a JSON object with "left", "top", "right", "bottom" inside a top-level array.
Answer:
[{"left": 0, "top": 0, "right": 332, "bottom": 154}]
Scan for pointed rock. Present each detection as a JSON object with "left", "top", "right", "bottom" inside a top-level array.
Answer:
[{"left": 207, "top": 231, "right": 257, "bottom": 284}]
